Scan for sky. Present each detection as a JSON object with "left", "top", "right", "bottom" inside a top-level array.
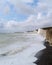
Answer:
[{"left": 0, "top": 0, "right": 52, "bottom": 33}]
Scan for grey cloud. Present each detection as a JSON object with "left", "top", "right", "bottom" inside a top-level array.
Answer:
[
  {"left": 8, "top": 0, "right": 34, "bottom": 15},
  {"left": 0, "top": 0, "right": 52, "bottom": 33}
]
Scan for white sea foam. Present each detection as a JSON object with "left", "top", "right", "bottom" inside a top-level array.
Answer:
[{"left": 0, "top": 33, "right": 45, "bottom": 65}]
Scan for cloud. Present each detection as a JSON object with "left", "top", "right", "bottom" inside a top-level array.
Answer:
[
  {"left": 7, "top": 0, "right": 34, "bottom": 15},
  {"left": 7, "top": 0, "right": 52, "bottom": 16},
  {"left": 0, "top": 15, "right": 36, "bottom": 33},
  {"left": 38, "top": 0, "right": 52, "bottom": 14},
  {"left": 0, "top": 0, "right": 52, "bottom": 33},
  {"left": 22, "top": 0, "right": 33, "bottom": 3},
  {"left": 0, "top": 20, "right": 27, "bottom": 33},
  {"left": 0, "top": 0, "right": 10, "bottom": 15},
  {"left": 0, "top": 0, "right": 5, "bottom": 10},
  {"left": 3, "top": 5, "right": 10, "bottom": 15},
  {"left": 0, "top": 12, "right": 52, "bottom": 33}
]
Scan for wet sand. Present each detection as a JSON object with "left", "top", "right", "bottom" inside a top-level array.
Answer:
[{"left": 34, "top": 41, "right": 52, "bottom": 65}]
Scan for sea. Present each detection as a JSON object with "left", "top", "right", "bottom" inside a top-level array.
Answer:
[
  {"left": 0, "top": 32, "right": 37, "bottom": 55},
  {"left": 0, "top": 32, "right": 45, "bottom": 65}
]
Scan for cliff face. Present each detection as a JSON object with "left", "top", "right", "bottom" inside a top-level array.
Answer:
[
  {"left": 38, "top": 29, "right": 46, "bottom": 38},
  {"left": 38, "top": 27, "right": 52, "bottom": 46},
  {"left": 46, "top": 28, "right": 52, "bottom": 46}
]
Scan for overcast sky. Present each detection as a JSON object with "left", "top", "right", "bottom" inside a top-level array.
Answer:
[{"left": 0, "top": 0, "right": 52, "bottom": 33}]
